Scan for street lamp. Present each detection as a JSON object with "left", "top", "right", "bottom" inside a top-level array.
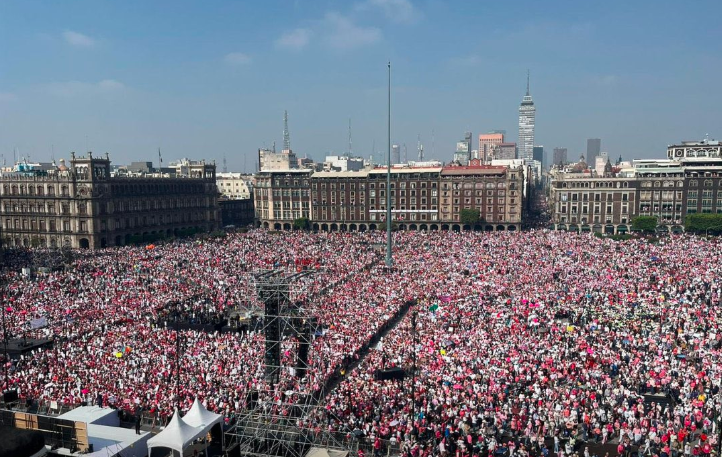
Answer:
[{"left": 385, "top": 62, "right": 392, "bottom": 268}]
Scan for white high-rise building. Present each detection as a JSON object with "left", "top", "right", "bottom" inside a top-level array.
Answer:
[{"left": 518, "top": 72, "right": 536, "bottom": 161}]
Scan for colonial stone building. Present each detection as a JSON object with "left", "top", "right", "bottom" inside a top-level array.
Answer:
[
  {"left": 549, "top": 139, "right": 722, "bottom": 234},
  {"left": 0, "top": 152, "right": 220, "bottom": 249},
  {"left": 253, "top": 169, "right": 312, "bottom": 230},
  {"left": 254, "top": 164, "right": 525, "bottom": 231}
]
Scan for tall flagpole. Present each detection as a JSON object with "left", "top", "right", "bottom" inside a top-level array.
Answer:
[{"left": 385, "top": 62, "right": 393, "bottom": 268}]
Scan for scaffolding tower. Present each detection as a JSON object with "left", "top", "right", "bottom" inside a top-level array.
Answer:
[{"left": 224, "top": 269, "right": 350, "bottom": 457}]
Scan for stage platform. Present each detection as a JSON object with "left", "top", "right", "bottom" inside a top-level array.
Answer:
[
  {"left": 53, "top": 407, "right": 149, "bottom": 457},
  {"left": 58, "top": 405, "right": 118, "bottom": 427},
  {"left": 6, "top": 338, "right": 53, "bottom": 358}
]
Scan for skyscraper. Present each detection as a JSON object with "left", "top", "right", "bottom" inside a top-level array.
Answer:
[
  {"left": 533, "top": 146, "right": 544, "bottom": 168},
  {"left": 553, "top": 147, "right": 568, "bottom": 166},
  {"left": 479, "top": 132, "right": 504, "bottom": 163},
  {"left": 453, "top": 132, "right": 473, "bottom": 165},
  {"left": 586, "top": 139, "right": 601, "bottom": 168},
  {"left": 391, "top": 144, "right": 400, "bottom": 165},
  {"left": 518, "top": 71, "right": 536, "bottom": 161}
]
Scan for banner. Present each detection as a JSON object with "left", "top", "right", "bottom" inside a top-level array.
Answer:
[{"left": 29, "top": 316, "right": 48, "bottom": 330}]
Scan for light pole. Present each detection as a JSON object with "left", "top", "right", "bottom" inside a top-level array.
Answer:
[{"left": 385, "top": 62, "right": 393, "bottom": 268}]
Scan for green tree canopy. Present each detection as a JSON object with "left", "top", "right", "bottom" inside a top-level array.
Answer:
[
  {"left": 685, "top": 214, "right": 722, "bottom": 234},
  {"left": 460, "top": 208, "right": 481, "bottom": 226},
  {"left": 293, "top": 217, "right": 311, "bottom": 231},
  {"left": 632, "top": 216, "right": 657, "bottom": 233}
]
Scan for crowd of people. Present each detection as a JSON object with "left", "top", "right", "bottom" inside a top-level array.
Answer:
[
  {"left": 2, "top": 229, "right": 722, "bottom": 457},
  {"left": 315, "top": 231, "right": 722, "bottom": 457}
]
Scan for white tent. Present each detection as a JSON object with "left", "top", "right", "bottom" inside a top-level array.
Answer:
[
  {"left": 183, "top": 398, "right": 223, "bottom": 436},
  {"left": 147, "top": 409, "right": 205, "bottom": 457}
]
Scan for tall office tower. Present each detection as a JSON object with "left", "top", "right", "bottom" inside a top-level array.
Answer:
[
  {"left": 453, "top": 132, "right": 473, "bottom": 165},
  {"left": 479, "top": 133, "right": 504, "bottom": 163},
  {"left": 518, "top": 71, "right": 536, "bottom": 160},
  {"left": 586, "top": 139, "right": 601, "bottom": 168},
  {"left": 553, "top": 147, "right": 568, "bottom": 166},
  {"left": 533, "top": 145, "right": 544, "bottom": 168},
  {"left": 391, "top": 144, "right": 401, "bottom": 165}
]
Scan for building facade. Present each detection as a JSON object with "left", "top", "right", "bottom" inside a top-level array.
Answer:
[
  {"left": 479, "top": 133, "right": 504, "bottom": 164},
  {"left": 454, "top": 133, "right": 473, "bottom": 165},
  {"left": 255, "top": 165, "right": 524, "bottom": 231},
  {"left": 549, "top": 172, "right": 639, "bottom": 234},
  {"left": 533, "top": 146, "right": 544, "bottom": 169},
  {"left": 253, "top": 169, "right": 312, "bottom": 230},
  {"left": 0, "top": 153, "right": 219, "bottom": 249},
  {"left": 258, "top": 148, "right": 298, "bottom": 171},
  {"left": 518, "top": 77, "right": 536, "bottom": 161},
  {"left": 219, "top": 199, "right": 255, "bottom": 227},
  {"left": 586, "top": 139, "right": 601, "bottom": 168},
  {"left": 549, "top": 139, "right": 722, "bottom": 234},
  {"left": 216, "top": 172, "right": 254, "bottom": 199},
  {"left": 391, "top": 145, "right": 401, "bottom": 165},
  {"left": 553, "top": 148, "right": 568, "bottom": 166},
  {"left": 495, "top": 143, "right": 517, "bottom": 160}
]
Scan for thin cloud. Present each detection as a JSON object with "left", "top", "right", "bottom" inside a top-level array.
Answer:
[
  {"left": 323, "top": 12, "right": 382, "bottom": 50},
  {"left": 276, "top": 28, "right": 312, "bottom": 51},
  {"left": 224, "top": 52, "right": 252, "bottom": 65},
  {"left": 44, "top": 79, "right": 126, "bottom": 97},
  {"left": 63, "top": 30, "right": 96, "bottom": 47},
  {"left": 356, "top": 0, "right": 420, "bottom": 24}
]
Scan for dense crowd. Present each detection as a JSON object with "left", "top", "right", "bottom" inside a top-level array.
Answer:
[
  {"left": 314, "top": 232, "right": 722, "bottom": 457},
  {"left": 2, "top": 229, "right": 722, "bottom": 457}
]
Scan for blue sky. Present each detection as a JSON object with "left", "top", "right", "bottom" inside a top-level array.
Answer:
[{"left": 1, "top": 0, "right": 721, "bottom": 171}]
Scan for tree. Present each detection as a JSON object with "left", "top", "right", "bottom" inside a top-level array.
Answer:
[
  {"left": 631, "top": 216, "right": 658, "bottom": 233},
  {"left": 460, "top": 208, "right": 481, "bottom": 226},
  {"left": 685, "top": 213, "right": 722, "bottom": 235},
  {"left": 378, "top": 220, "right": 398, "bottom": 232},
  {"left": 293, "top": 217, "right": 311, "bottom": 231}
]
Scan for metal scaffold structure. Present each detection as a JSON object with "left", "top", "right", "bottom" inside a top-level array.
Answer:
[{"left": 224, "top": 269, "right": 350, "bottom": 457}]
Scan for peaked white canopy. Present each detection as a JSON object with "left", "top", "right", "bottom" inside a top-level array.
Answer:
[
  {"left": 183, "top": 398, "right": 223, "bottom": 436},
  {"left": 147, "top": 409, "right": 205, "bottom": 456}
]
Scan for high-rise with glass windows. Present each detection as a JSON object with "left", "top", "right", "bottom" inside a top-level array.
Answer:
[{"left": 518, "top": 72, "right": 536, "bottom": 161}]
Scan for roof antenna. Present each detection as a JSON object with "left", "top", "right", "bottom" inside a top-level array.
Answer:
[
  {"left": 158, "top": 147, "right": 163, "bottom": 168},
  {"left": 431, "top": 129, "right": 435, "bottom": 159},
  {"left": 283, "top": 110, "right": 290, "bottom": 151},
  {"left": 526, "top": 69, "right": 530, "bottom": 96},
  {"left": 348, "top": 118, "right": 352, "bottom": 157}
]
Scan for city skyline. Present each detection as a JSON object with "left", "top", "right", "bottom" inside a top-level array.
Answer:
[{"left": 1, "top": 0, "right": 721, "bottom": 171}]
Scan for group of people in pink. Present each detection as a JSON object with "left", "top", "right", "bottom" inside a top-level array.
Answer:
[
  {"left": 1, "top": 229, "right": 721, "bottom": 457},
  {"left": 316, "top": 231, "right": 722, "bottom": 457}
]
